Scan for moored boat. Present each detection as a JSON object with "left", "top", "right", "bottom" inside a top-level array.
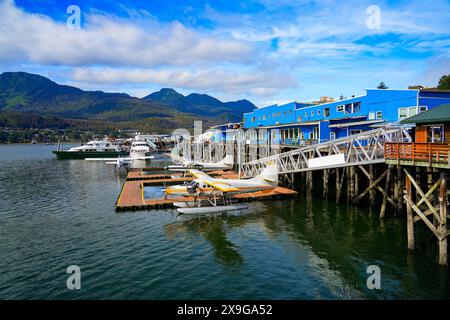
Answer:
[{"left": 53, "top": 139, "right": 128, "bottom": 160}]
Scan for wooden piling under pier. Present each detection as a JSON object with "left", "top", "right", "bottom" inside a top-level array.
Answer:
[{"left": 116, "top": 171, "right": 297, "bottom": 212}]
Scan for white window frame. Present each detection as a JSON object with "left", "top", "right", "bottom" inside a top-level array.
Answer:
[
  {"left": 376, "top": 111, "right": 383, "bottom": 119},
  {"left": 368, "top": 112, "right": 375, "bottom": 120},
  {"left": 337, "top": 105, "right": 344, "bottom": 112},
  {"left": 398, "top": 106, "right": 418, "bottom": 119},
  {"left": 419, "top": 106, "right": 428, "bottom": 113},
  {"left": 330, "top": 132, "right": 336, "bottom": 140}
]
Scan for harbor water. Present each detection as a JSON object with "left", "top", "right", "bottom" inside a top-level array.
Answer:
[{"left": 0, "top": 144, "right": 449, "bottom": 299}]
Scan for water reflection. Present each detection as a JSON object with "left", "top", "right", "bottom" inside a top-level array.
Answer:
[{"left": 165, "top": 214, "right": 244, "bottom": 267}]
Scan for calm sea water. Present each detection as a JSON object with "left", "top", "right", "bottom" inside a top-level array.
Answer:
[{"left": 0, "top": 144, "right": 449, "bottom": 300}]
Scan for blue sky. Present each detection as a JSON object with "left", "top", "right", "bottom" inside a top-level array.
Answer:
[{"left": 1, "top": 0, "right": 450, "bottom": 106}]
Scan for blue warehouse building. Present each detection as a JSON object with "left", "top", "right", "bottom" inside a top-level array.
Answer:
[{"left": 242, "top": 89, "right": 450, "bottom": 146}]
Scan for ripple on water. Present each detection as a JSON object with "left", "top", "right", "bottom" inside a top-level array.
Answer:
[{"left": 1, "top": 145, "right": 450, "bottom": 299}]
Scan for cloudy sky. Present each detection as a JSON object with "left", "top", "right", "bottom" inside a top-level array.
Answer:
[{"left": 1, "top": 0, "right": 449, "bottom": 106}]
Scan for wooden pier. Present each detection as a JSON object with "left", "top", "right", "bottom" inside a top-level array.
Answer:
[
  {"left": 116, "top": 171, "right": 297, "bottom": 212},
  {"left": 126, "top": 169, "right": 238, "bottom": 181}
]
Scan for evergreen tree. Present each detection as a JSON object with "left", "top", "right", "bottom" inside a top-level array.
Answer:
[
  {"left": 377, "top": 82, "right": 388, "bottom": 89},
  {"left": 437, "top": 75, "right": 450, "bottom": 90}
]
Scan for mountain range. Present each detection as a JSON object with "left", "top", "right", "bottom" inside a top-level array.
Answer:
[{"left": 0, "top": 72, "right": 255, "bottom": 132}]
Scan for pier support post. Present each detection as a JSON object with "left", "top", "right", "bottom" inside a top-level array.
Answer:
[
  {"left": 323, "top": 169, "right": 329, "bottom": 200},
  {"left": 396, "top": 165, "right": 403, "bottom": 216},
  {"left": 349, "top": 167, "right": 355, "bottom": 203},
  {"left": 336, "top": 168, "right": 341, "bottom": 204},
  {"left": 369, "top": 165, "right": 376, "bottom": 207},
  {"left": 307, "top": 171, "right": 313, "bottom": 196},
  {"left": 405, "top": 173, "right": 415, "bottom": 251},
  {"left": 438, "top": 172, "right": 448, "bottom": 266},
  {"left": 380, "top": 164, "right": 393, "bottom": 218}
]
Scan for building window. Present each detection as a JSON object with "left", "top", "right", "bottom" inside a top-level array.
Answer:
[
  {"left": 376, "top": 111, "right": 382, "bottom": 119},
  {"left": 297, "top": 116, "right": 302, "bottom": 122},
  {"left": 337, "top": 105, "right": 344, "bottom": 112},
  {"left": 263, "top": 115, "right": 266, "bottom": 120},
  {"left": 324, "top": 108, "right": 330, "bottom": 117},
  {"left": 428, "top": 125, "right": 444, "bottom": 143},
  {"left": 278, "top": 112, "right": 281, "bottom": 117},
  {"left": 368, "top": 112, "right": 375, "bottom": 120},
  {"left": 300, "top": 132, "right": 304, "bottom": 140},
  {"left": 311, "top": 111, "right": 314, "bottom": 116},
  {"left": 399, "top": 108, "right": 408, "bottom": 119},
  {"left": 283, "top": 111, "right": 287, "bottom": 116},
  {"left": 313, "top": 127, "right": 319, "bottom": 140},
  {"left": 317, "top": 109, "right": 321, "bottom": 115},
  {"left": 330, "top": 132, "right": 336, "bottom": 140},
  {"left": 419, "top": 106, "right": 428, "bottom": 113},
  {"left": 345, "top": 102, "right": 361, "bottom": 114},
  {"left": 251, "top": 117, "right": 256, "bottom": 122},
  {"left": 398, "top": 106, "right": 417, "bottom": 119},
  {"left": 350, "top": 129, "right": 362, "bottom": 135},
  {"left": 345, "top": 103, "right": 352, "bottom": 114},
  {"left": 304, "top": 112, "right": 308, "bottom": 118}
]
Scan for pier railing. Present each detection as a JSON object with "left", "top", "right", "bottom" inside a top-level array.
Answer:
[
  {"left": 239, "top": 126, "right": 412, "bottom": 177},
  {"left": 385, "top": 142, "right": 450, "bottom": 166}
]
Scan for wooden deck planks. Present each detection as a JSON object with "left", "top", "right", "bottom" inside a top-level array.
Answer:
[{"left": 116, "top": 170, "right": 297, "bottom": 212}]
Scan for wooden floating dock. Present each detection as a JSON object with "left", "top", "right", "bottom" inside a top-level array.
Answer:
[
  {"left": 126, "top": 169, "right": 238, "bottom": 182},
  {"left": 116, "top": 171, "right": 297, "bottom": 212}
]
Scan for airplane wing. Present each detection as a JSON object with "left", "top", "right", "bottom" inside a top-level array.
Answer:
[
  {"left": 201, "top": 180, "right": 240, "bottom": 193},
  {"left": 188, "top": 169, "right": 214, "bottom": 180}
]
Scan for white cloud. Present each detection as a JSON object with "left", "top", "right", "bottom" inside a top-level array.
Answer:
[
  {"left": 0, "top": 0, "right": 253, "bottom": 67},
  {"left": 70, "top": 67, "right": 298, "bottom": 97}
]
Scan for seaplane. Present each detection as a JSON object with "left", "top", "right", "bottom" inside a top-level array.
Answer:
[
  {"left": 164, "top": 161, "right": 278, "bottom": 214},
  {"left": 85, "top": 140, "right": 155, "bottom": 169},
  {"left": 165, "top": 154, "right": 234, "bottom": 172}
]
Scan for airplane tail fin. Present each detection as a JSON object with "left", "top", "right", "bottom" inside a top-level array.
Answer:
[
  {"left": 215, "top": 154, "right": 234, "bottom": 167},
  {"left": 251, "top": 161, "right": 278, "bottom": 187},
  {"left": 222, "top": 154, "right": 234, "bottom": 166}
]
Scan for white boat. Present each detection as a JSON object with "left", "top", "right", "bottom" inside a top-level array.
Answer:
[
  {"left": 85, "top": 140, "right": 154, "bottom": 168},
  {"left": 129, "top": 140, "right": 152, "bottom": 159},
  {"left": 53, "top": 139, "right": 128, "bottom": 159},
  {"left": 67, "top": 140, "right": 123, "bottom": 153}
]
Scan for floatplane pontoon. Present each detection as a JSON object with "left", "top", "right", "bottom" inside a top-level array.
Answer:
[
  {"left": 164, "top": 161, "right": 278, "bottom": 214},
  {"left": 165, "top": 154, "right": 234, "bottom": 172}
]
